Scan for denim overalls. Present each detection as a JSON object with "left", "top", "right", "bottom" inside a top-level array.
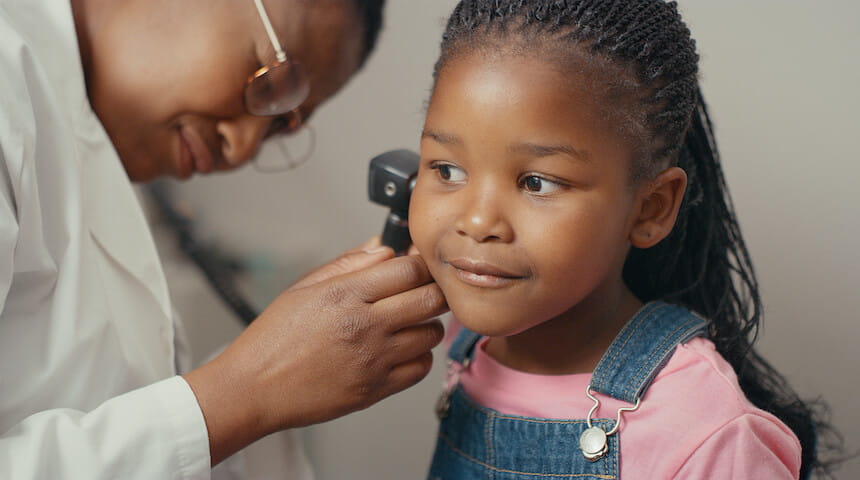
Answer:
[{"left": 428, "top": 301, "right": 708, "bottom": 480}]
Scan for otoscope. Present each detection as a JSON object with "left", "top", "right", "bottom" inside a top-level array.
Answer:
[{"left": 368, "top": 149, "right": 420, "bottom": 255}]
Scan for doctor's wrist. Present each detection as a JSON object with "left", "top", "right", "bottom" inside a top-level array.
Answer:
[{"left": 183, "top": 354, "right": 267, "bottom": 466}]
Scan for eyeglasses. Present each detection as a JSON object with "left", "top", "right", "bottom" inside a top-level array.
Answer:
[
  {"left": 247, "top": 0, "right": 314, "bottom": 171},
  {"left": 247, "top": 0, "right": 309, "bottom": 117},
  {"left": 253, "top": 124, "right": 317, "bottom": 172}
]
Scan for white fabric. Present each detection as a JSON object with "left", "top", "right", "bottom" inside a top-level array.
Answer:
[{"left": 1, "top": 0, "right": 230, "bottom": 477}]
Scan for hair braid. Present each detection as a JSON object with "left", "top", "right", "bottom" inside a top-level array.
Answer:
[{"left": 433, "top": 1, "right": 840, "bottom": 476}]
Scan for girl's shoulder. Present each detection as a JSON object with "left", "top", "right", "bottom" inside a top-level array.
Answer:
[
  {"left": 652, "top": 336, "right": 792, "bottom": 427},
  {"left": 633, "top": 337, "right": 802, "bottom": 478}
]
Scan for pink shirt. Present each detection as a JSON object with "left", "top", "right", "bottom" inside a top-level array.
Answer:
[{"left": 446, "top": 321, "right": 802, "bottom": 479}]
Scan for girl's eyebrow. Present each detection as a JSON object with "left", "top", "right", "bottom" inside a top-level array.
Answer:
[
  {"left": 421, "top": 128, "right": 462, "bottom": 146},
  {"left": 509, "top": 141, "right": 591, "bottom": 163},
  {"left": 422, "top": 129, "right": 590, "bottom": 163}
]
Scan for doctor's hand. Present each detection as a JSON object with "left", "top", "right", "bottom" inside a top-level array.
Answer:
[{"left": 183, "top": 246, "right": 447, "bottom": 466}]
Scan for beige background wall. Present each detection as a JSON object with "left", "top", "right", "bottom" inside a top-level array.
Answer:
[{"left": 159, "top": 1, "right": 859, "bottom": 477}]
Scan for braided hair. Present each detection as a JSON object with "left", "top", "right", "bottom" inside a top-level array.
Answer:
[{"left": 433, "top": 1, "right": 837, "bottom": 477}]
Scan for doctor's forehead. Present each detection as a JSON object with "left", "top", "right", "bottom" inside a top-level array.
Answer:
[{"left": 249, "top": 0, "right": 364, "bottom": 45}]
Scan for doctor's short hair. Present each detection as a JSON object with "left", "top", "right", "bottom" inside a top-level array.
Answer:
[{"left": 353, "top": 0, "right": 386, "bottom": 68}]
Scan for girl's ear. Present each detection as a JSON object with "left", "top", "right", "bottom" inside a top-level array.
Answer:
[{"left": 629, "top": 167, "right": 687, "bottom": 248}]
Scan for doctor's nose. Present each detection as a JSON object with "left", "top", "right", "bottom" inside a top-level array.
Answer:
[
  {"left": 454, "top": 192, "right": 514, "bottom": 243},
  {"left": 216, "top": 114, "right": 270, "bottom": 166}
]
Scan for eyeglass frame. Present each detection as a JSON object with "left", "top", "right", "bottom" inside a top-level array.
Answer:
[{"left": 248, "top": 0, "right": 315, "bottom": 171}]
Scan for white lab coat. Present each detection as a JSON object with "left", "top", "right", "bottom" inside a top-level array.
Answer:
[{"left": 0, "top": 1, "right": 311, "bottom": 478}]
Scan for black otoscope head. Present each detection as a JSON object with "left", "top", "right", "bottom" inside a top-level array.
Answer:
[{"left": 368, "top": 149, "right": 420, "bottom": 254}]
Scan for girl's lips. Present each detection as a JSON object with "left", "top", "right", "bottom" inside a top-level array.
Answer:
[
  {"left": 453, "top": 268, "right": 519, "bottom": 288},
  {"left": 447, "top": 258, "right": 525, "bottom": 289},
  {"left": 179, "top": 125, "right": 214, "bottom": 174}
]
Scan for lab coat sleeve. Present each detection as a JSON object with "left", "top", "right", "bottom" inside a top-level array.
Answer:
[
  {"left": 0, "top": 141, "right": 211, "bottom": 478},
  {"left": 0, "top": 123, "right": 19, "bottom": 313},
  {"left": 0, "top": 376, "right": 211, "bottom": 480}
]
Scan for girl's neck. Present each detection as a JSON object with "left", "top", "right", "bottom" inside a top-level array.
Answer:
[{"left": 484, "top": 285, "right": 642, "bottom": 375}]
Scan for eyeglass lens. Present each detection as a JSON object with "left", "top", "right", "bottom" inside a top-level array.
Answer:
[{"left": 245, "top": 60, "right": 310, "bottom": 117}]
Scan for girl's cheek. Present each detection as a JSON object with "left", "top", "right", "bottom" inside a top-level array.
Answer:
[
  {"left": 418, "top": 200, "right": 450, "bottom": 248},
  {"left": 408, "top": 196, "right": 431, "bottom": 248}
]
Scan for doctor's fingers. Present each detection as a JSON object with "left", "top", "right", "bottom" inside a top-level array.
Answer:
[
  {"left": 377, "top": 351, "right": 436, "bottom": 400},
  {"left": 341, "top": 254, "right": 439, "bottom": 304},
  {"left": 381, "top": 319, "right": 445, "bottom": 368},
  {"left": 291, "top": 244, "right": 394, "bottom": 290},
  {"left": 368, "top": 280, "right": 448, "bottom": 332}
]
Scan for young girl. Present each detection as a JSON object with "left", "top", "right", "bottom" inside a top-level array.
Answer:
[{"left": 408, "top": 1, "right": 831, "bottom": 478}]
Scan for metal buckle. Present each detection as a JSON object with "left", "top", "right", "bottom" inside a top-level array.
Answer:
[{"left": 579, "top": 384, "right": 641, "bottom": 462}]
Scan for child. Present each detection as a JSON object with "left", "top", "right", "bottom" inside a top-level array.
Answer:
[{"left": 408, "top": 1, "right": 828, "bottom": 478}]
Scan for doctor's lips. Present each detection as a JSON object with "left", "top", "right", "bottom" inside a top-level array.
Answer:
[
  {"left": 178, "top": 125, "right": 217, "bottom": 176},
  {"left": 446, "top": 258, "right": 527, "bottom": 288}
]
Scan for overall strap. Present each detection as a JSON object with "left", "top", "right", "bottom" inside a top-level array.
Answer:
[
  {"left": 589, "top": 301, "right": 709, "bottom": 404},
  {"left": 447, "top": 327, "right": 482, "bottom": 365}
]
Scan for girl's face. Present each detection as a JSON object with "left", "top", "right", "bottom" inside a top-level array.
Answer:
[
  {"left": 410, "top": 52, "right": 643, "bottom": 337},
  {"left": 83, "top": 0, "right": 363, "bottom": 182}
]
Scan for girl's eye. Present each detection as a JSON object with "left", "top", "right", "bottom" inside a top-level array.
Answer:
[
  {"left": 430, "top": 163, "right": 467, "bottom": 183},
  {"left": 520, "top": 175, "right": 564, "bottom": 195}
]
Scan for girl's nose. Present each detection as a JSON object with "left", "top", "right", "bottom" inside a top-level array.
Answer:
[
  {"left": 454, "top": 190, "right": 514, "bottom": 243},
  {"left": 216, "top": 114, "right": 271, "bottom": 166}
]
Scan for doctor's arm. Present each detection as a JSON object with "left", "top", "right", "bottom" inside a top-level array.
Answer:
[
  {"left": 1, "top": 124, "right": 444, "bottom": 474},
  {"left": 0, "top": 212, "right": 443, "bottom": 478},
  {"left": 0, "top": 153, "right": 210, "bottom": 478}
]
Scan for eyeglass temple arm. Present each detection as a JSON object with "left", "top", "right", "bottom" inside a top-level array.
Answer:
[{"left": 253, "top": 0, "right": 287, "bottom": 63}]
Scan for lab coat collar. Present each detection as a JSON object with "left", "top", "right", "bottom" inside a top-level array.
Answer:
[
  {"left": 77, "top": 109, "right": 173, "bottom": 324},
  {"left": 2, "top": 0, "right": 92, "bottom": 124}
]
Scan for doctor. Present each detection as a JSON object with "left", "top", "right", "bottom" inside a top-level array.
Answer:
[{"left": 0, "top": 0, "right": 446, "bottom": 478}]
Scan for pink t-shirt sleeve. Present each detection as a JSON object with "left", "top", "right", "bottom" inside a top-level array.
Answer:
[{"left": 672, "top": 413, "right": 801, "bottom": 479}]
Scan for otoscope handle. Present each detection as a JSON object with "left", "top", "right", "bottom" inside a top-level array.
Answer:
[{"left": 382, "top": 212, "right": 411, "bottom": 255}]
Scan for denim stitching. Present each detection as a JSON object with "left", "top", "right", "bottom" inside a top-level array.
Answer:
[
  {"left": 626, "top": 314, "right": 708, "bottom": 400},
  {"left": 623, "top": 316, "right": 690, "bottom": 398},
  {"left": 485, "top": 405, "right": 495, "bottom": 480},
  {"left": 438, "top": 433, "right": 617, "bottom": 479},
  {"left": 590, "top": 304, "right": 645, "bottom": 389},
  {"left": 444, "top": 376, "right": 619, "bottom": 477},
  {"left": 610, "top": 429, "right": 619, "bottom": 478},
  {"left": 623, "top": 316, "right": 702, "bottom": 400},
  {"left": 591, "top": 302, "right": 662, "bottom": 393},
  {"left": 590, "top": 305, "right": 640, "bottom": 389},
  {"left": 462, "top": 389, "right": 616, "bottom": 425}
]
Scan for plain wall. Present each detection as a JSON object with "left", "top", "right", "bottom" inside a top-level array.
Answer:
[{"left": 160, "top": 1, "right": 859, "bottom": 477}]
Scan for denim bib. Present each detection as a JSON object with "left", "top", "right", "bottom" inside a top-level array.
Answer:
[{"left": 428, "top": 301, "right": 708, "bottom": 480}]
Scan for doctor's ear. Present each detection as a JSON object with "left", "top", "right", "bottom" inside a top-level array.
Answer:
[{"left": 629, "top": 167, "right": 687, "bottom": 249}]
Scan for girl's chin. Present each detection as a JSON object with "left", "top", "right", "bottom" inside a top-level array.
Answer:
[{"left": 451, "top": 310, "right": 534, "bottom": 338}]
